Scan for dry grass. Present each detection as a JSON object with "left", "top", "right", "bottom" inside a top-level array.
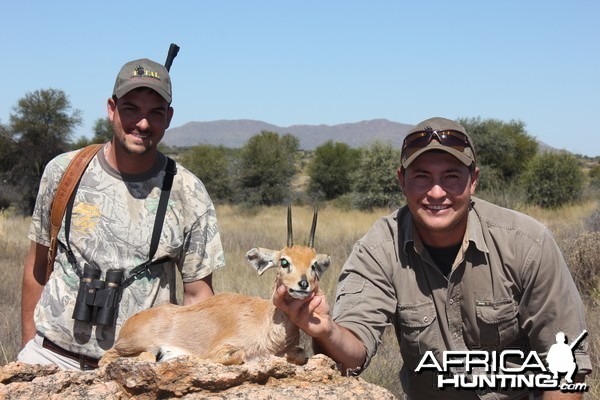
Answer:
[
  {"left": 517, "top": 200, "right": 598, "bottom": 242},
  {"left": 0, "top": 214, "right": 29, "bottom": 364},
  {"left": 1, "top": 201, "right": 597, "bottom": 398},
  {"left": 213, "top": 204, "right": 384, "bottom": 300}
]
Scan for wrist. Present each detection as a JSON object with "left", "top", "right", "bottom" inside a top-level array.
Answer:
[{"left": 314, "top": 315, "right": 337, "bottom": 341}]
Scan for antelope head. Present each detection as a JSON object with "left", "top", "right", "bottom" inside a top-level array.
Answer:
[{"left": 245, "top": 206, "right": 331, "bottom": 299}]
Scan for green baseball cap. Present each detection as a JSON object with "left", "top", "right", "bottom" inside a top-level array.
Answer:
[
  {"left": 401, "top": 117, "right": 476, "bottom": 169},
  {"left": 113, "top": 58, "right": 172, "bottom": 103}
]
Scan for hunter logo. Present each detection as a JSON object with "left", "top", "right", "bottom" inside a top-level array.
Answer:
[
  {"left": 547, "top": 331, "right": 587, "bottom": 384},
  {"left": 414, "top": 330, "right": 588, "bottom": 393},
  {"left": 133, "top": 65, "right": 160, "bottom": 80}
]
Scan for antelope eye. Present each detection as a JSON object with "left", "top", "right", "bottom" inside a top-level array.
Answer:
[
  {"left": 311, "top": 262, "right": 318, "bottom": 271},
  {"left": 280, "top": 259, "right": 290, "bottom": 268}
]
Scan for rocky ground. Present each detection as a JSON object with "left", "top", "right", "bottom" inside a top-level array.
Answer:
[{"left": 0, "top": 354, "right": 396, "bottom": 399}]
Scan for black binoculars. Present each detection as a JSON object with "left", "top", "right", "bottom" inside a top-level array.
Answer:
[{"left": 72, "top": 265, "right": 124, "bottom": 326}]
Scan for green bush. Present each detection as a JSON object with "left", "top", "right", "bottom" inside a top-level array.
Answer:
[
  {"left": 179, "top": 145, "right": 233, "bottom": 202},
  {"left": 458, "top": 117, "right": 538, "bottom": 181},
  {"left": 353, "top": 142, "right": 404, "bottom": 210},
  {"left": 237, "top": 131, "right": 299, "bottom": 206},
  {"left": 589, "top": 165, "right": 600, "bottom": 191},
  {"left": 308, "top": 141, "right": 360, "bottom": 200},
  {"left": 521, "top": 152, "right": 584, "bottom": 208},
  {"left": 330, "top": 192, "right": 356, "bottom": 211}
]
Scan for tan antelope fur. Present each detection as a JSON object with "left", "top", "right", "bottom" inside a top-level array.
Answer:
[{"left": 99, "top": 207, "right": 330, "bottom": 367}]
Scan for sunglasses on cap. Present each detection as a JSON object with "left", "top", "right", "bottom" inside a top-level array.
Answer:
[{"left": 401, "top": 129, "right": 473, "bottom": 159}]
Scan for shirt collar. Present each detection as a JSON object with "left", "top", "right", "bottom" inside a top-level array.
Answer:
[
  {"left": 468, "top": 198, "right": 489, "bottom": 253},
  {"left": 400, "top": 198, "right": 489, "bottom": 255}
]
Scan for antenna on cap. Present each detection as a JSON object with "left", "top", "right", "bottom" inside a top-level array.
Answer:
[{"left": 165, "top": 43, "right": 180, "bottom": 72}]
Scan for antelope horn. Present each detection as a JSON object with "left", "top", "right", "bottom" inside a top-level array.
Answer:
[
  {"left": 287, "top": 205, "right": 293, "bottom": 248},
  {"left": 308, "top": 206, "right": 318, "bottom": 248}
]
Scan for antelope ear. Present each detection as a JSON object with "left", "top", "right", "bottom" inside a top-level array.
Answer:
[
  {"left": 313, "top": 254, "right": 331, "bottom": 278},
  {"left": 245, "top": 248, "right": 281, "bottom": 275}
]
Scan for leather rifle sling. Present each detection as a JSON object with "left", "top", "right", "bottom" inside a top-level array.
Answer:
[{"left": 46, "top": 144, "right": 104, "bottom": 283}]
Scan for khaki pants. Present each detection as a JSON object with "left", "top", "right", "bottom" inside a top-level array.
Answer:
[{"left": 17, "top": 334, "right": 87, "bottom": 371}]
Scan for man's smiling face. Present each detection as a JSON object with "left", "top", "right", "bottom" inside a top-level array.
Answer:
[{"left": 398, "top": 151, "right": 478, "bottom": 247}]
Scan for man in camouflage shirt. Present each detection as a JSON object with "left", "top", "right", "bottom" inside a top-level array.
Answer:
[{"left": 19, "top": 58, "right": 225, "bottom": 370}]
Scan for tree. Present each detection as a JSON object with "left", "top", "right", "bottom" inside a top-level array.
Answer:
[
  {"left": 237, "top": 131, "right": 299, "bottom": 206},
  {"left": 0, "top": 122, "right": 17, "bottom": 173},
  {"left": 458, "top": 117, "right": 538, "bottom": 185},
  {"left": 5, "top": 88, "right": 82, "bottom": 214},
  {"left": 69, "top": 118, "right": 113, "bottom": 150},
  {"left": 353, "top": 141, "right": 404, "bottom": 210},
  {"left": 308, "top": 141, "right": 360, "bottom": 200},
  {"left": 179, "top": 145, "right": 232, "bottom": 202},
  {"left": 521, "top": 152, "right": 584, "bottom": 208},
  {"left": 0, "top": 122, "right": 18, "bottom": 210},
  {"left": 91, "top": 117, "right": 113, "bottom": 143}
]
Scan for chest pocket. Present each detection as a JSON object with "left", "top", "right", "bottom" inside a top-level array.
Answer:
[
  {"left": 397, "top": 301, "right": 439, "bottom": 364},
  {"left": 475, "top": 298, "right": 520, "bottom": 349}
]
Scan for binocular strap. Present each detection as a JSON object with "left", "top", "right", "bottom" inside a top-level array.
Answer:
[{"left": 60, "top": 157, "right": 177, "bottom": 285}]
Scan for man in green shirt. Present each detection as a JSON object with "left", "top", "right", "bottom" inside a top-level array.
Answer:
[{"left": 275, "top": 117, "right": 591, "bottom": 399}]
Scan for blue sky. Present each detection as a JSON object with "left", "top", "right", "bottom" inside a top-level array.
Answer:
[{"left": 2, "top": 1, "right": 599, "bottom": 156}]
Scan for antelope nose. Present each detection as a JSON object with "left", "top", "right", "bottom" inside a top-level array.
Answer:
[{"left": 298, "top": 277, "right": 309, "bottom": 290}]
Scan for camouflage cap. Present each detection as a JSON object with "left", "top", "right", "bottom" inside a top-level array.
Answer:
[{"left": 113, "top": 58, "right": 172, "bottom": 103}]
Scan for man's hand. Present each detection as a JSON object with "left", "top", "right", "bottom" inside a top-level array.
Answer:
[
  {"left": 272, "top": 284, "right": 367, "bottom": 374},
  {"left": 272, "top": 284, "right": 332, "bottom": 338}
]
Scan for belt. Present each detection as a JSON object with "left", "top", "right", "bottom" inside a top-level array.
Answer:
[{"left": 42, "top": 337, "right": 99, "bottom": 370}]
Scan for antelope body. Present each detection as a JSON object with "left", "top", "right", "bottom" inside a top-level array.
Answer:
[{"left": 99, "top": 208, "right": 330, "bottom": 367}]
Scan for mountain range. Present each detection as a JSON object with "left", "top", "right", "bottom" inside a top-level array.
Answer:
[
  {"left": 163, "top": 119, "right": 414, "bottom": 150},
  {"left": 163, "top": 118, "right": 559, "bottom": 153}
]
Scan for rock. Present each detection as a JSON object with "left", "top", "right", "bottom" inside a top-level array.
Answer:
[{"left": 0, "top": 355, "right": 396, "bottom": 399}]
